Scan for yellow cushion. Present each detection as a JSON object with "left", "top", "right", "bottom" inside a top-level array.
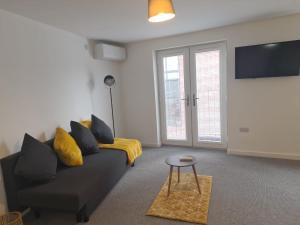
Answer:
[
  {"left": 54, "top": 128, "right": 83, "bottom": 166},
  {"left": 80, "top": 120, "right": 91, "bottom": 129}
]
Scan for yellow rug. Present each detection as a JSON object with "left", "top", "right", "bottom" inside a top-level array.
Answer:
[{"left": 147, "top": 173, "right": 212, "bottom": 224}]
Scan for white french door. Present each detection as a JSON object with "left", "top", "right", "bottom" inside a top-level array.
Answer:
[
  {"left": 157, "top": 48, "right": 192, "bottom": 146},
  {"left": 157, "top": 42, "right": 227, "bottom": 149}
]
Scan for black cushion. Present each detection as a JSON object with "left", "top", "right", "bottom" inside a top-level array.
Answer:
[
  {"left": 70, "top": 121, "right": 98, "bottom": 155},
  {"left": 17, "top": 149, "right": 128, "bottom": 211},
  {"left": 14, "top": 134, "right": 57, "bottom": 182},
  {"left": 91, "top": 115, "right": 114, "bottom": 144}
]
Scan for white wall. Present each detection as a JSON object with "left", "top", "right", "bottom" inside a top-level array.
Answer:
[
  {"left": 120, "top": 14, "right": 300, "bottom": 159},
  {"left": 87, "top": 40, "right": 123, "bottom": 137},
  {"left": 87, "top": 58, "right": 123, "bottom": 136},
  {"left": 0, "top": 9, "right": 122, "bottom": 212}
]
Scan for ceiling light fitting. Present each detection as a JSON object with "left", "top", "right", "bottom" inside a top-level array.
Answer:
[{"left": 148, "top": 0, "right": 176, "bottom": 23}]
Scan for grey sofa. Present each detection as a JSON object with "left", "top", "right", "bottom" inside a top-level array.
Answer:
[{"left": 1, "top": 139, "right": 130, "bottom": 223}]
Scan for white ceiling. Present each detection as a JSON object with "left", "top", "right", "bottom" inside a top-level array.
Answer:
[{"left": 0, "top": 0, "right": 300, "bottom": 43}]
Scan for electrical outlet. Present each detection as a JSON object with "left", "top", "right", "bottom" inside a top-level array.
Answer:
[{"left": 239, "top": 127, "right": 249, "bottom": 133}]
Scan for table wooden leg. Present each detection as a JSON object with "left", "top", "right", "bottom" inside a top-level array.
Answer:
[
  {"left": 167, "top": 166, "right": 173, "bottom": 197},
  {"left": 192, "top": 165, "right": 201, "bottom": 194},
  {"left": 178, "top": 167, "right": 180, "bottom": 183}
]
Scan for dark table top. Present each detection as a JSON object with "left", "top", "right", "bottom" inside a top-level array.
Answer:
[{"left": 165, "top": 155, "right": 198, "bottom": 167}]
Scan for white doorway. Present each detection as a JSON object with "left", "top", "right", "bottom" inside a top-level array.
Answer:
[{"left": 157, "top": 42, "right": 227, "bottom": 149}]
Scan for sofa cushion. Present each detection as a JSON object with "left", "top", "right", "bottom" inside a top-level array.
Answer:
[
  {"left": 17, "top": 149, "right": 128, "bottom": 212},
  {"left": 54, "top": 128, "right": 83, "bottom": 167},
  {"left": 91, "top": 115, "right": 114, "bottom": 144},
  {"left": 80, "top": 120, "right": 92, "bottom": 129},
  {"left": 14, "top": 134, "right": 57, "bottom": 182},
  {"left": 70, "top": 121, "right": 98, "bottom": 155}
]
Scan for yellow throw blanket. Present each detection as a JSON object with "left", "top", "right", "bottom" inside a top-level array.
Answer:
[{"left": 98, "top": 138, "right": 142, "bottom": 164}]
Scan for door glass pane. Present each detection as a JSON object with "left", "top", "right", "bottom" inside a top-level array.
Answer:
[
  {"left": 195, "top": 50, "right": 221, "bottom": 142},
  {"left": 163, "top": 55, "right": 186, "bottom": 140}
]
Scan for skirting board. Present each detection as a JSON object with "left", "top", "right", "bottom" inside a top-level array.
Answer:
[{"left": 228, "top": 149, "right": 300, "bottom": 161}]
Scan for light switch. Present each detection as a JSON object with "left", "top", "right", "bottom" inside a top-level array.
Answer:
[{"left": 239, "top": 127, "right": 249, "bottom": 133}]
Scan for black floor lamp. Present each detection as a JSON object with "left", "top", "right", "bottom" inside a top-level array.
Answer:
[{"left": 104, "top": 75, "right": 116, "bottom": 137}]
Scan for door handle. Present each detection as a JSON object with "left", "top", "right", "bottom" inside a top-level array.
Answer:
[
  {"left": 180, "top": 95, "right": 190, "bottom": 107},
  {"left": 193, "top": 94, "right": 199, "bottom": 106}
]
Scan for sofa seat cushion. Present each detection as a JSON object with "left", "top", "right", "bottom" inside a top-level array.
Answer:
[{"left": 18, "top": 149, "right": 127, "bottom": 212}]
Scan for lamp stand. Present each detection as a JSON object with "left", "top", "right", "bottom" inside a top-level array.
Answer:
[{"left": 109, "top": 87, "right": 116, "bottom": 137}]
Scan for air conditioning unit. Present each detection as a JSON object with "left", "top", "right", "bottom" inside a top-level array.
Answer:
[{"left": 94, "top": 43, "right": 126, "bottom": 61}]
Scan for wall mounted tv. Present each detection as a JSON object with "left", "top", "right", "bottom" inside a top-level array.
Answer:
[{"left": 235, "top": 40, "right": 300, "bottom": 79}]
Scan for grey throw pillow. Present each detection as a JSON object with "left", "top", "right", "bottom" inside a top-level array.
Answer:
[
  {"left": 91, "top": 115, "right": 114, "bottom": 144},
  {"left": 14, "top": 134, "right": 57, "bottom": 182},
  {"left": 70, "top": 121, "right": 99, "bottom": 155}
]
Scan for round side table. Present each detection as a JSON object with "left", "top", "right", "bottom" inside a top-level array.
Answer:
[{"left": 165, "top": 155, "right": 201, "bottom": 197}]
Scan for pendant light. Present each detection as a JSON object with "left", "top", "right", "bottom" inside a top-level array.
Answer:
[{"left": 148, "top": 0, "right": 176, "bottom": 23}]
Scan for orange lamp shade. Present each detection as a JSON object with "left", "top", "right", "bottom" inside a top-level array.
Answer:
[{"left": 148, "top": 0, "right": 176, "bottom": 23}]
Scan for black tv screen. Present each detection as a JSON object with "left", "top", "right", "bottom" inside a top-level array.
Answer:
[{"left": 235, "top": 40, "right": 300, "bottom": 79}]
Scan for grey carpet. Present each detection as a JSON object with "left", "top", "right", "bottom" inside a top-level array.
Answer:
[{"left": 24, "top": 146, "right": 300, "bottom": 225}]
